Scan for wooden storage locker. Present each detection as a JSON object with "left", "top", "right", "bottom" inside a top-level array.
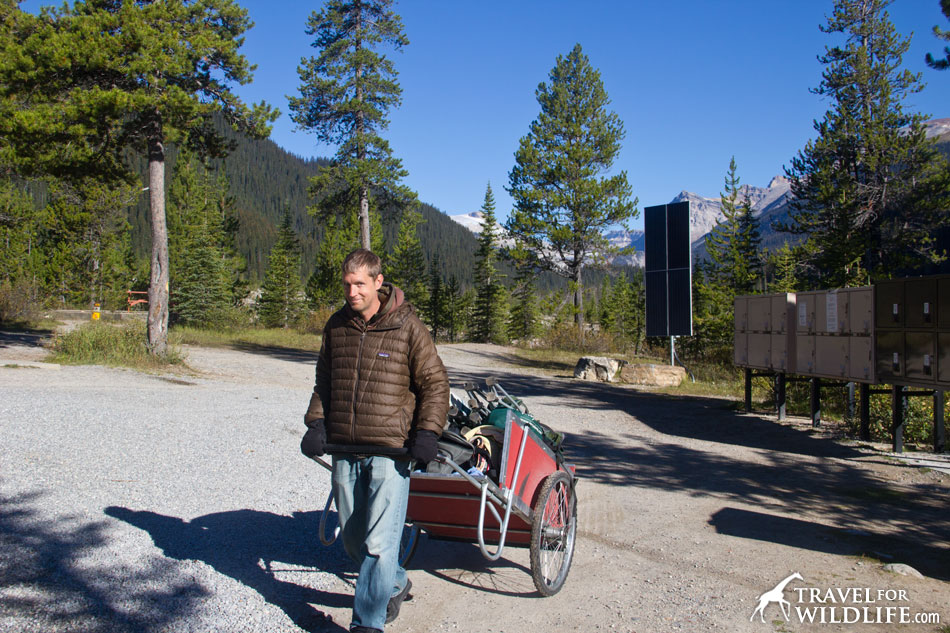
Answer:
[
  {"left": 815, "top": 334, "right": 849, "bottom": 378},
  {"left": 748, "top": 333, "right": 771, "bottom": 369},
  {"left": 734, "top": 331, "right": 748, "bottom": 366},
  {"left": 748, "top": 296, "right": 772, "bottom": 333},
  {"left": 770, "top": 293, "right": 796, "bottom": 334},
  {"left": 905, "top": 278, "right": 937, "bottom": 329},
  {"left": 847, "top": 287, "right": 874, "bottom": 335},
  {"left": 770, "top": 332, "right": 796, "bottom": 372},
  {"left": 796, "top": 291, "right": 818, "bottom": 334},
  {"left": 905, "top": 331, "right": 936, "bottom": 383},
  {"left": 815, "top": 289, "right": 849, "bottom": 334},
  {"left": 734, "top": 296, "right": 749, "bottom": 332},
  {"left": 938, "top": 332, "right": 950, "bottom": 385},
  {"left": 875, "top": 279, "right": 904, "bottom": 329},
  {"left": 795, "top": 334, "right": 816, "bottom": 376},
  {"left": 848, "top": 336, "right": 875, "bottom": 382},
  {"left": 939, "top": 277, "right": 950, "bottom": 330},
  {"left": 875, "top": 331, "right": 903, "bottom": 381}
]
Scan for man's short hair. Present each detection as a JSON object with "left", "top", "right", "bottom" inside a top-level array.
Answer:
[{"left": 342, "top": 248, "right": 382, "bottom": 279}]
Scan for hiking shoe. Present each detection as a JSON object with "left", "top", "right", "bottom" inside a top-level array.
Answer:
[
  {"left": 349, "top": 627, "right": 382, "bottom": 633},
  {"left": 385, "top": 578, "right": 413, "bottom": 624}
]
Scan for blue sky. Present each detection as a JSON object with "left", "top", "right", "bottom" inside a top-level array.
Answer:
[{"left": 23, "top": 1, "right": 950, "bottom": 230}]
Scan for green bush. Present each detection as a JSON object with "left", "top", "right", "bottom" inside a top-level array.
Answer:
[
  {"left": 49, "top": 320, "right": 182, "bottom": 367},
  {"left": 0, "top": 278, "right": 42, "bottom": 324}
]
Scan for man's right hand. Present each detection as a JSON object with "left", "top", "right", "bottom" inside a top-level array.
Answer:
[{"left": 301, "top": 421, "right": 327, "bottom": 457}]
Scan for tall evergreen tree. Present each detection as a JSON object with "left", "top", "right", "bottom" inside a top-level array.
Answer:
[
  {"left": 704, "top": 157, "right": 762, "bottom": 295},
  {"left": 767, "top": 242, "right": 800, "bottom": 293},
  {"left": 289, "top": 0, "right": 414, "bottom": 250},
  {"left": 167, "top": 151, "right": 242, "bottom": 326},
  {"left": 443, "top": 275, "right": 464, "bottom": 343},
  {"left": 604, "top": 271, "right": 643, "bottom": 354},
  {"left": 426, "top": 252, "right": 445, "bottom": 340},
  {"left": 0, "top": 1, "right": 276, "bottom": 354},
  {"left": 258, "top": 212, "right": 306, "bottom": 328},
  {"left": 472, "top": 183, "right": 506, "bottom": 343},
  {"left": 782, "top": 0, "right": 948, "bottom": 286},
  {"left": 506, "top": 244, "right": 541, "bottom": 343},
  {"left": 388, "top": 207, "right": 429, "bottom": 310},
  {"left": 926, "top": 0, "right": 950, "bottom": 69},
  {"left": 506, "top": 44, "right": 637, "bottom": 339}
]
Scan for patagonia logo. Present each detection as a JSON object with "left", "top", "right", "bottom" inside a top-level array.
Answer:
[{"left": 377, "top": 352, "right": 390, "bottom": 358}]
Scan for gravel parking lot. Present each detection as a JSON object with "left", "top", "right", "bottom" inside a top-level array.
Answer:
[{"left": 1, "top": 332, "right": 948, "bottom": 632}]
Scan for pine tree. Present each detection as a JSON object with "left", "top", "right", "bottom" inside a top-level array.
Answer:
[
  {"left": 443, "top": 275, "right": 464, "bottom": 343},
  {"left": 608, "top": 270, "right": 645, "bottom": 354},
  {"left": 472, "top": 183, "right": 506, "bottom": 343},
  {"left": 506, "top": 44, "right": 637, "bottom": 339},
  {"left": 388, "top": 208, "right": 429, "bottom": 311},
  {"left": 258, "top": 212, "right": 306, "bottom": 328},
  {"left": 288, "top": 0, "right": 414, "bottom": 249},
  {"left": 167, "top": 151, "right": 239, "bottom": 326},
  {"left": 704, "top": 157, "right": 761, "bottom": 295},
  {"left": 0, "top": 1, "right": 276, "bottom": 354},
  {"left": 926, "top": 0, "right": 950, "bottom": 69},
  {"left": 783, "top": 0, "right": 949, "bottom": 286},
  {"left": 506, "top": 244, "right": 541, "bottom": 343},
  {"left": 426, "top": 252, "right": 445, "bottom": 340},
  {"left": 767, "top": 242, "right": 800, "bottom": 293}
]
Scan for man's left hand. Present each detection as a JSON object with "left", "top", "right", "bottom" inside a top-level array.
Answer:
[{"left": 408, "top": 429, "right": 439, "bottom": 462}]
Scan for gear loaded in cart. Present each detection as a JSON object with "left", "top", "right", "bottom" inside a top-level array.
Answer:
[{"left": 425, "top": 377, "right": 566, "bottom": 484}]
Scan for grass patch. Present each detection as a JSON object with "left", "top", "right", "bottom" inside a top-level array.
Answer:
[
  {"left": 49, "top": 321, "right": 183, "bottom": 369},
  {"left": 173, "top": 325, "right": 322, "bottom": 352}
]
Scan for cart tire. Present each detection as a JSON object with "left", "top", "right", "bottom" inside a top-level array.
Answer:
[
  {"left": 399, "top": 523, "right": 420, "bottom": 568},
  {"left": 529, "top": 470, "right": 576, "bottom": 596}
]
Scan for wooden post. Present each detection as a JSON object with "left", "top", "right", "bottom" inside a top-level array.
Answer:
[
  {"left": 892, "top": 384, "right": 904, "bottom": 454},
  {"left": 859, "top": 383, "right": 870, "bottom": 441},
  {"left": 935, "top": 390, "right": 945, "bottom": 453},
  {"left": 744, "top": 368, "right": 752, "bottom": 413},
  {"left": 810, "top": 377, "right": 821, "bottom": 427},
  {"left": 776, "top": 372, "right": 786, "bottom": 421}
]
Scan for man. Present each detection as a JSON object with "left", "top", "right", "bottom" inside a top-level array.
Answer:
[{"left": 301, "top": 248, "right": 449, "bottom": 633}]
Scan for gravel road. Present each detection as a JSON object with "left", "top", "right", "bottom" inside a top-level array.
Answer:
[{"left": 1, "top": 332, "right": 948, "bottom": 633}]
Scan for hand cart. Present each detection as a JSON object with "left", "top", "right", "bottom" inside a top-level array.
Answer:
[{"left": 310, "top": 412, "right": 578, "bottom": 596}]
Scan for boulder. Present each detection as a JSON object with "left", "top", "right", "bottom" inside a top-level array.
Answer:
[
  {"left": 573, "top": 356, "right": 627, "bottom": 383},
  {"left": 620, "top": 363, "right": 686, "bottom": 388}
]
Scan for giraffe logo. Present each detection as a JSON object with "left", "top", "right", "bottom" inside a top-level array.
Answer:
[{"left": 750, "top": 572, "right": 804, "bottom": 623}]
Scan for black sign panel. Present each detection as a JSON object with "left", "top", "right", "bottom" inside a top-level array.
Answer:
[{"left": 644, "top": 202, "right": 693, "bottom": 337}]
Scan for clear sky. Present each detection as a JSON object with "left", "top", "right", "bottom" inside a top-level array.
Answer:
[{"left": 22, "top": 1, "right": 950, "bottom": 230}]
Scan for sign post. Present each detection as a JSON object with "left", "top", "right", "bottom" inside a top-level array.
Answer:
[{"left": 645, "top": 202, "right": 693, "bottom": 359}]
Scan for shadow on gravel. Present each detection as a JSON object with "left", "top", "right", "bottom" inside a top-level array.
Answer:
[
  {"left": 0, "top": 328, "right": 50, "bottom": 350},
  {"left": 708, "top": 506, "right": 950, "bottom": 579},
  {"left": 410, "top": 536, "right": 537, "bottom": 598},
  {"left": 446, "top": 367, "right": 950, "bottom": 582},
  {"left": 228, "top": 342, "right": 319, "bottom": 365},
  {"left": 0, "top": 491, "right": 207, "bottom": 633},
  {"left": 105, "top": 507, "right": 350, "bottom": 632}
]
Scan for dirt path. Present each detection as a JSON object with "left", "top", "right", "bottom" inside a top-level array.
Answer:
[{"left": 1, "top": 332, "right": 948, "bottom": 632}]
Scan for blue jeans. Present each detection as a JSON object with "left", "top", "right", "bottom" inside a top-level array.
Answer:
[{"left": 332, "top": 455, "right": 411, "bottom": 631}]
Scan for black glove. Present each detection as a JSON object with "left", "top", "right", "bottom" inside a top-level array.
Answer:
[
  {"left": 408, "top": 429, "right": 439, "bottom": 463},
  {"left": 301, "top": 421, "right": 327, "bottom": 457}
]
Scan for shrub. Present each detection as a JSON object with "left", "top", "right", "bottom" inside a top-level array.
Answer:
[
  {"left": 49, "top": 320, "right": 182, "bottom": 367},
  {"left": 0, "top": 278, "right": 42, "bottom": 324}
]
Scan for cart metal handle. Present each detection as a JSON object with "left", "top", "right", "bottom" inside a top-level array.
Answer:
[
  {"left": 308, "top": 445, "right": 413, "bottom": 547},
  {"left": 476, "top": 422, "right": 529, "bottom": 561}
]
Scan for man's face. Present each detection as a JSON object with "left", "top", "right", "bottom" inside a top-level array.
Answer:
[{"left": 343, "top": 266, "right": 383, "bottom": 319}]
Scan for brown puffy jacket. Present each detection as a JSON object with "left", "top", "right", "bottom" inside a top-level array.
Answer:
[{"left": 304, "top": 283, "right": 449, "bottom": 448}]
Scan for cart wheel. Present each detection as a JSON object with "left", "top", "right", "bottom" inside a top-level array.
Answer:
[
  {"left": 529, "top": 470, "right": 577, "bottom": 596},
  {"left": 399, "top": 523, "right": 420, "bottom": 568}
]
